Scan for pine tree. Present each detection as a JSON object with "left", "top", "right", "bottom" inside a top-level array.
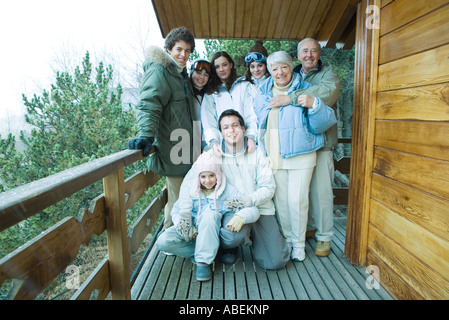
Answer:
[{"left": 0, "top": 52, "right": 142, "bottom": 255}]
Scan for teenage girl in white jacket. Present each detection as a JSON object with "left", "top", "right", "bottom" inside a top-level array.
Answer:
[{"left": 201, "top": 51, "right": 258, "bottom": 157}]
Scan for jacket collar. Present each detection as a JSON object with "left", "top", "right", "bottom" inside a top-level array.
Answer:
[
  {"left": 144, "top": 45, "right": 186, "bottom": 77},
  {"left": 217, "top": 76, "right": 248, "bottom": 93},
  {"left": 220, "top": 137, "right": 247, "bottom": 158},
  {"left": 260, "top": 72, "right": 303, "bottom": 96},
  {"left": 293, "top": 60, "right": 323, "bottom": 77}
]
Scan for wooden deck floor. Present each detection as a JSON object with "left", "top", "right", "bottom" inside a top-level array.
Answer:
[{"left": 131, "top": 216, "right": 393, "bottom": 300}]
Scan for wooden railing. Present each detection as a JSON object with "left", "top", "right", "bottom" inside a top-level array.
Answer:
[
  {"left": 0, "top": 139, "right": 351, "bottom": 300},
  {"left": 0, "top": 149, "right": 166, "bottom": 300}
]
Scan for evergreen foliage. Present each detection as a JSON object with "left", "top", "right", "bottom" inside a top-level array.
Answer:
[{"left": 0, "top": 52, "right": 147, "bottom": 257}]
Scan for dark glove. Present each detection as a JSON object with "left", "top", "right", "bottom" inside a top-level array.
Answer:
[{"left": 128, "top": 137, "right": 154, "bottom": 157}]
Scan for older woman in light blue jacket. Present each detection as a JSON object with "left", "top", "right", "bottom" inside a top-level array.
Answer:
[{"left": 254, "top": 51, "right": 336, "bottom": 262}]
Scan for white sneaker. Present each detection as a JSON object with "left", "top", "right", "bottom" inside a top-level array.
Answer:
[{"left": 291, "top": 247, "right": 305, "bottom": 262}]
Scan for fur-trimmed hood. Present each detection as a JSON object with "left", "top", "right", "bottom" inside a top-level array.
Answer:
[
  {"left": 136, "top": 45, "right": 194, "bottom": 177},
  {"left": 143, "top": 45, "right": 179, "bottom": 73}
]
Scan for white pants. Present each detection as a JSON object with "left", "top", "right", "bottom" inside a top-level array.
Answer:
[
  {"left": 273, "top": 167, "right": 314, "bottom": 248},
  {"left": 308, "top": 150, "right": 335, "bottom": 241}
]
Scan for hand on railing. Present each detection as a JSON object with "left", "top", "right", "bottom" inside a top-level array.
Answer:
[{"left": 128, "top": 137, "right": 154, "bottom": 157}]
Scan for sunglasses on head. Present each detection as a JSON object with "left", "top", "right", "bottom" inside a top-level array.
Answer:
[
  {"left": 245, "top": 52, "right": 266, "bottom": 63},
  {"left": 191, "top": 60, "right": 211, "bottom": 74}
]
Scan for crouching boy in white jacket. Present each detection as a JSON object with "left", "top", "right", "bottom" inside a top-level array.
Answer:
[{"left": 156, "top": 151, "right": 259, "bottom": 281}]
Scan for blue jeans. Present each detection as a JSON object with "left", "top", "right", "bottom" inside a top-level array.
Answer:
[{"left": 156, "top": 208, "right": 222, "bottom": 265}]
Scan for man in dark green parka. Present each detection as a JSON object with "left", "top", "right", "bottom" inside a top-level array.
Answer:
[{"left": 129, "top": 27, "right": 196, "bottom": 229}]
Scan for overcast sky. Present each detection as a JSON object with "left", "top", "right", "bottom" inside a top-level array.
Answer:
[{"left": 0, "top": 0, "right": 180, "bottom": 137}]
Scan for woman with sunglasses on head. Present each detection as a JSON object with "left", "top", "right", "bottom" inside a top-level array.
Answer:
[
  {"left": 243, "top": 40, "right": 270, "bottom": 88},
  {"left": 190, "top": 59, "right": 212, "bottom": 153},
  {"left": 201, "top": 51, "right": 258, "bottom": 157}
]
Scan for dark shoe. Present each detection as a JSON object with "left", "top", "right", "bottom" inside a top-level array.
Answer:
[
  {"left": 219, "top": 247, "right": 238, "bottom": 264},
  {"left": 306, "top": 228, "right": 317, "bottom": 238},
  {"left": 196, "top": 264, "right": 212, "bottom": 281}
]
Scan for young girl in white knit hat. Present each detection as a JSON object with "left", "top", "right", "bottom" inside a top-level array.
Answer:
[{"left": 156, "top": 151, "right": 260, "bottom": 281}]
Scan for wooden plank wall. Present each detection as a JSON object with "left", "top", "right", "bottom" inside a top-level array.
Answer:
[{"left": 367, "top": 0, "right": 449, "bottom": 299}]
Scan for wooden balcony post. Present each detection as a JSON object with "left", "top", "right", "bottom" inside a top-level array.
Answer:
[
  {"left": 345, "top": 0, "right": 380, "bottom": 266},
  {"left": 103, "top": 168, "right": 131, "bottom": 300}
]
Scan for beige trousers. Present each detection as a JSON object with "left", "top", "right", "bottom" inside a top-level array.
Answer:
[
  {"left": 308, "top": 150, "right": 335, "bottom": 242},
  {"left": 163, "top": 176, "right": 184, "bottom": 229}
]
